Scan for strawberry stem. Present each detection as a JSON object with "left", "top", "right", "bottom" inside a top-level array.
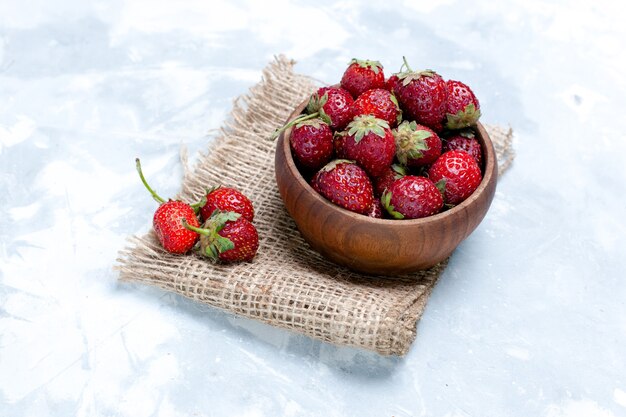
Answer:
[
  {"left": 402, "top": 56, "right": 412, "bottom": 72},
  {"left": 271, "top": 112, "right": 319, "bottom": 139},
  {"left": 181, "top": 219, "right": 210, "bottom": 235},
  {"left": 135, "top": 158, "right": 166, "bottom": 204}
]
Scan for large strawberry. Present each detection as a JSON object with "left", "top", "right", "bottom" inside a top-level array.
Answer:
[
  {"left": 393, "top": 121, "right": 442, "bottom": 167},
  {"left": 428, "top": 150, "right": 482, "bottom": 205},
  {"left": 373, "top": 163, "right": 407, "bottom": 197},
  {"left": 200, "top": 186, "right": 254, "bottom": 223},
  {"left": 340, "top": 58, "right": 385, "bottom": 98},
  {"left": 289, "top": 118, "right": 334, "bottom": 170},
  {"left": 381, "top": 176, "right": 443, "bottom": 219},
  {"left": 443, "top": 130, "right": 483, "bottom": 167},
  {"left": 342, "top": 115, "right": 396, "bottom": 177},
  {"left": 272, "top": 87, "right": 354, "bottom": 138},
  {"left": 184, "top": 210, "right": 259, "bottom": 262},
  {"left": 391, "top": 57, "right": 447, "bottom": 132},
  {"left": 136, "top": 158, "right": 202, "bottom": 254},
  {"left": 352, "top": 88, "right": 402, "bottom": 128},
  {"left": 311, "top": 159, "right": 374, "bottom": 214},
  {"left": 445, "top": 80, "right": 481, "bottom": 130}
]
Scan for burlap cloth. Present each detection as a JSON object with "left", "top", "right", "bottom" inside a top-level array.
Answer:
[{"left": 116, "top": 55, "right": 515, "bottom": 356}]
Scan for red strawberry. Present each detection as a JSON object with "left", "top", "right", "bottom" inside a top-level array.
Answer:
[
  {"left": 381, "top": 176, "right": 443, "bottom": 219},
  {"left": 289, "top": 118, "right": 334, "bottom": 170},
  {"left": 373, "top": 163, "right": 407, "bottom": 197},
  {"left": 342, "top": 115, "right": 396, "bottom": 177},
  {"left": 184, "top": 211, "right": 259, "bottom": 262},
  {"left": 352, "top": 88, "right": 402, "bottom": 128},
  {"left": 136, "top": 158, "right": 201, "bottom": 254},
  {"left": 385, "top": 75, "right": 399, "bottom": 92},
  {"left": 311, "top": 159, "right": 374, "bottom": 214},
  {"left": 308, "top": 87, "right": 355, "bottom": 131},
  {"left": 391, "top": 57, "right": 447, "bottom": 132},
  {"left": 443, "top": 130, "right": 483, "bottom": 167},
  {"left": 200, "top": 186, "right": 254, "bottom": 223},
  {"left": 272, "top": 87, "right": 354, "bottom": 138},
  {"left": 340, "top": 58, "right": 385, "bottom": 98},
  {"left": 367, "top": 199, "right": 384, "bottom": 218},
  {"left": 394, "top": 121, "right": 442, "bottom": 167},
  {"left": 333, "top": 131, "right": 348, "bottom": 159},
  {"left": 428, "top": 151, "right": 482, "bottom": 205},
  {"left": 445, "top": 80, "right": 481, "bottom": 130}
]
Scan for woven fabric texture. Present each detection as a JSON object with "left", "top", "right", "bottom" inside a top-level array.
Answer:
[{"left": 116, "top": 56, "right": 514, "bottom": 356}]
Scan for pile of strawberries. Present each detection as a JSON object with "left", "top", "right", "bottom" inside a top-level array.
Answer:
[
  {"left": 136, "top": 159, "right": 259, "bottom": 262},
  {"left": 277, "top": 57, "right": 484, "bottom": 219}
]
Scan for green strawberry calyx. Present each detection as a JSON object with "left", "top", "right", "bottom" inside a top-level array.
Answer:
[
  {"left": 270, "top": 91, "right": 331, "bottom": 139},
  {"left": 381, "top": 189, "right": 404, "bottom": 219},
  {"left": 295, "top": 118, "right": 327, "bottom": 130},
  {"left": 391, "top": 163, "right": 407, "bottom": 179},
  {"left": 445, "top": 103, "right": 481, "bottom": 130},
  {"left": 346, "top": 115, "right": 390, "bottom": 143},
  {"left": 318, "top": 159, "right": 356, "bottom": 173},
  {"left": 350, "top": 58, "right": 383, "bottom": 74},
  {"left": 182, "top": 209, "right": 241, "bottom": 261},
  {"left": 397, "top": 56, "right": 438, "bottom": 86},
  {"left": 393, "top": 121, "right": 432, "bottom": 165}
]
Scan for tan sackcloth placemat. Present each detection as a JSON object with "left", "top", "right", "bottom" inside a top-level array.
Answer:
[{"left": 116, "top": 55, "right": 515, "bottom": 356}]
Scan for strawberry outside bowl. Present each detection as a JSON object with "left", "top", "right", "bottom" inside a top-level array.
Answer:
[{"left": 274, "top": 98, "right": 498, "bottom": 276}]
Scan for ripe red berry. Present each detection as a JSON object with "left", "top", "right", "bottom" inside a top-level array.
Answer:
[
  {"left": 391, "top": 57, "right": 447, "bottom": 132},
  {"left": 184, "top": 211, "right": 259, "bottom": 263},
  {"left": 340, "top": 58, "right": 385, "bottom": 98},
  {"left": 352, "top": 88, "right": 402, "bottom": 128},
  {"left": 381, "top": 176, "right": 443, "bottom": 219},
  {"left": 394, "top": 121, "right": 442, "bottom": 167},
  {"left": 311, "top": 159, "right": 374, "bottom": 214},
  {"left": 289, "top": 118, "right": 334, "bottom": 170},
  {"left": 136, "top": 158, "right": 201, "bottom": 254},
  {"left": 443, "top": 131, "right": 483, "bottom": 167},
  {"left": 428, "top": 151, "right": 482, "bottom": 205},
  {"left": 307, "top": 87, "right": 355, "bottom": 131},
  {"left": 200, "top": 186, "right": 254, "bottom": 223},
  {"left": 445, "top": 80, "right": 481, "bottom": 130},
  {"left": 342, "top": 115, "right": 396, "bottom": 177},
  {"left": 373, "top": 163, "right": 407, "bottom": 197}
]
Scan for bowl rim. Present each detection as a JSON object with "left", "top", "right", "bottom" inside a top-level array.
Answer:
[{"left": 278, "top": 101, "right": 498, "bottom": 227}]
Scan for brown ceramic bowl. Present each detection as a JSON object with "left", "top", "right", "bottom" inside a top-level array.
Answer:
[{"left": 275, "top": 99, "right": 498, "bottom": 276}]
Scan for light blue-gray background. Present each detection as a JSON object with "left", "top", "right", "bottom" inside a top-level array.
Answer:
[{"left": 1, "top": 1, "right": 625, "bottom": 416}]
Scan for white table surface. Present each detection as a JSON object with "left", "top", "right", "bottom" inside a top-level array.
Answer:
[{"left": 1, "top": 1, "right": 625, "bottom": 416}]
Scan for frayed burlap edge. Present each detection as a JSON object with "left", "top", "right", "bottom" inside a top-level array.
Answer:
[{"left": 115, "top": 55, "right": 515, "bottom": 356}]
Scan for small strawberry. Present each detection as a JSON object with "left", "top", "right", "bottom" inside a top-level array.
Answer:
[
  {"left": 373, "top": 163, "right": 407, "bottom": 197},
  {"left": 200, "top": 186, "right": 254, "bottom": 223},
  {"left": 183, "top": 210, "right": 259, "bottom": 262},
  {"left": 367, "top": 199, "right": 384, "bottom": 218},
  {"left": 272, "top": 87, "right": 354, "bottom": 138},
  {"left": 289, "top": 118, "right": 334, "bottom": 170},
  {"left": 445, "top": 80, "right": 481, "bottom": 130},
  {"left": 136, "top": 158, "right": 202, "bottom": 254},
  {"left": 342, "top": 115, "right": 396, "bottom": 177},
  {"left": 311, "top": 159, "right": 374, "bottom": 214},
  {"left": 333, "top": 131, "right": 348, "bottom": 159},
  {"left": 307, "top": 87, "right": 355, "bottom": 131},
  {"left": 428, "top": 151, "right": 482, "bottom": 205},
  {"left": 352, "top": 88, "right": 402, "bottom": 128},
  {"left": 394, "top": 121, "right": 442, "bottom": 167},
  {"left": 381, "top": 176, "right": 443, "bottom": 219},
  {"left": 340, "top": 58, "right": 385, "bottom": 98},
  {"left": 443, "top": 130, "right": 483, "bottom": 167},
  {"left": 391, "top": 57, "right": 447, "bottom": 132},
  {"left": 385, "top": 75, "right": 399, "bottom": 92}
]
